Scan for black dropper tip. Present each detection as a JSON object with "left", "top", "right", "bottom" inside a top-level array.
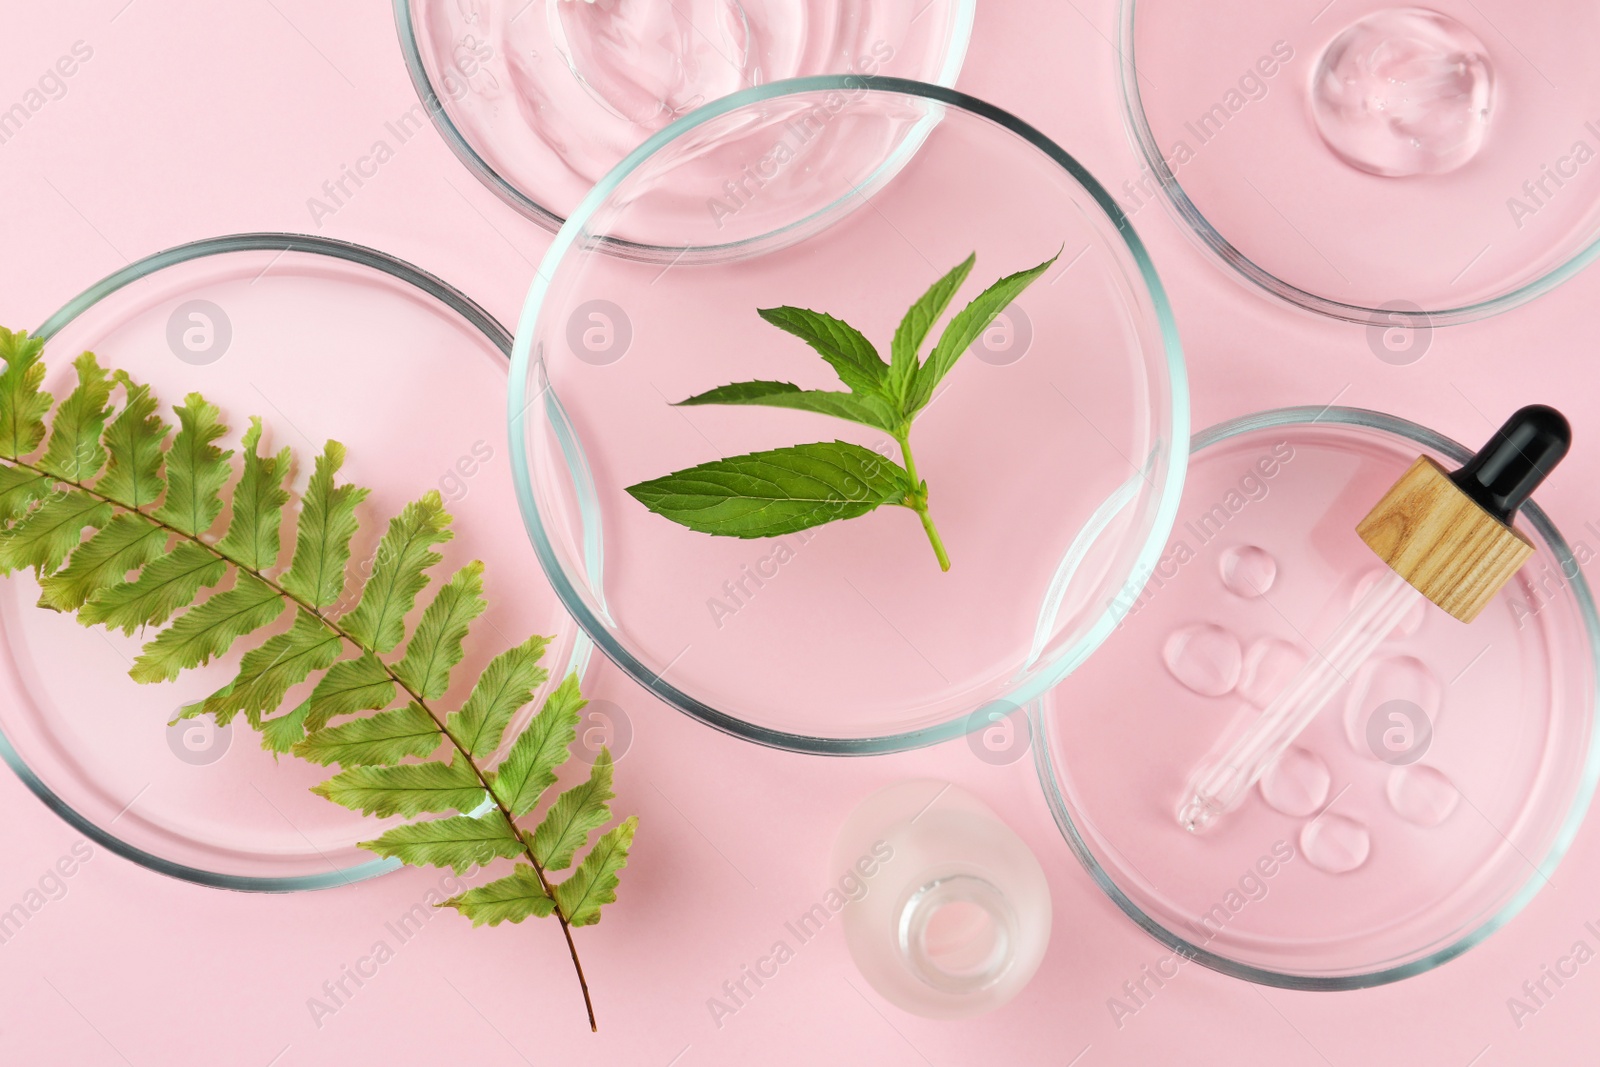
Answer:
[{"left": 1449, "top": 404, "right": 1571, "bottom": 525}]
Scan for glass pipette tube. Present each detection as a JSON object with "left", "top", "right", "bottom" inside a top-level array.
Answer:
[{"left": 1177, "top": 569, "right": 1424, "bottom": 833}]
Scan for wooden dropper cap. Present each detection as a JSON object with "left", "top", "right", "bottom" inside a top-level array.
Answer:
[{"left": 1355, "top": 406, "right": 1571, "bottom": 623}]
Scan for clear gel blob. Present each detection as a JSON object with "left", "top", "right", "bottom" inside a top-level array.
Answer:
[
  {"left": 1163, "top": 623, "right": 1244, "bottom": 697},
  {"left": 1311, "top": 8, "right": 1494, "bottom": 177},
  {"left": 1260, "top": 747, "right": 1332, "bottom": 817},
  {"left": 1387, "top": 764, "right": 1460, "bottom": 826},
  {"left": 1220, "top": 544, "right": 1278, "bottom": 598},
  {"left": 550, "top": 0, "right": 755, "bottom": 128},
  {"left": 1238, "top": 637, "right": 1309, "bottom": 707},
  {"left": 1301, "top": 812, "right": 1373, "bottom": 874}
]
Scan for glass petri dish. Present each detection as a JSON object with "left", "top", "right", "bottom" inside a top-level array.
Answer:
[
  {"left": 510, "top": 77, "right": 1189, "bottom": 754},
  {"left": 1120, "top": 0, "right": 1600, "bottom": 325},
  {"left": 1035, "top": 408, "right": 1600, "bottom": 987},
  {"left": 393, "top": 0, "right": 975, "bottom": 240},
  {"left": 1, "top": 234, "right": 586, "bottom": 891}
]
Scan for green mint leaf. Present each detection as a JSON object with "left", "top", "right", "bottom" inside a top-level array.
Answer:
[
  {"left": 0, "top": 328, "right": 52, "bottom": 460},
  {"left": 446, "top": 634, "right": 551, "bottom": 761},
  {"left": 280, "top": 441, "right": 368, "bottom": 610},
  {"left": 490, "top": 673, "right": 584, "bottom": 818},
  {"left": 37, "top": 513, "right": 167, "bottom": 612},
  {"left": 38, "top": 352, "right": 114, "bottom": 482},
  {"left": 361, "top": 813, "right": 523, "bottom": 875},
  {"left": 553, "top": 816, "right": 638, "bottom": 927},
  {"left": 340, "top": 493, "right": 453, "bottom": 653},
  {"left": 756, "top": 306, "right": 888, "bottom": 396},
  {"left": 153, "top": 393, "right": 233, "bottom": 538},
  {"left": 215, "top": 418, "right": 291, "bottom": 572},
  {"left": 81, "top": 541, "right": 229, "bottom": 636},
  {"left": 96, "top": 372, "right": 169, "bottom": 510},
  {"left": 440, "top": 864, "right": 557, "bottom": 926},
  {"left": 908, "top": 249, "right": 1059, "bottom": 413},
  {"left": 676, "top": 380, "right": 898, "bottom": 431},
  {"left": 625, "top": 440, "right": 910, "bottom": 538},
  {"left": 530, "top": 748, "right": 614, "bottom": 871},
  {"left": 392, "top": 561, "right": 486, "bottom": 701},
  {"left": 311, "top": 753, "right": 485, "bottom": 818},
  {"left": 295, "top": 701, "right": 441, "bottom": 767},
  {"left": 888, "top": 252, "right": 975, "bottom": 407}
]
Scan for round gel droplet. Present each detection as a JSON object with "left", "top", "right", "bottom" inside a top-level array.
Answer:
[
  {"left": 1163, "top": 624, "right": 1243, "bottom": 697},
  {"left": 1260, "top": 747, "right": 1331, "bottom": 817},
  {"left": 1311, "top": 8, "right": 1494, "bottom": 178},
  {"left": 1220, "top": 545, "right": 1277, "bottom": 598},
  {"left": 1301, "top": 813, "right": 1372, "bottom": 874},
  {"left": 1238, "top": 638, "right": 1309, "bottom": 707},
  {"left": 1387, "top": 765, "right": 1460, "bottom": 826}
]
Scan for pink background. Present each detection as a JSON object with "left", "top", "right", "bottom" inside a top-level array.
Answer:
[{"left": 3, "top": 2, "right": 1599, "bottom": 1064}]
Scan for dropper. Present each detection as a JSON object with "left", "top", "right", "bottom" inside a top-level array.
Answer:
[{"left": 1178, "top": 405, "right": 1571, "bottom": 834}]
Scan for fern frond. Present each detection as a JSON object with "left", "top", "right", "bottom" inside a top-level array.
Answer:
[{"left": 0, "top": 337, "right": 636, "bottom": 1032}]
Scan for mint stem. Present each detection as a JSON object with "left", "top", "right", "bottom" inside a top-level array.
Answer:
[{"left": 895, "top": 432, "right": 951, "bottom": 571}]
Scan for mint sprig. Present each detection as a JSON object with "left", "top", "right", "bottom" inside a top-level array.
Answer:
[{"left": 625, "top": 250, "right": 1058, "bottom": 571}]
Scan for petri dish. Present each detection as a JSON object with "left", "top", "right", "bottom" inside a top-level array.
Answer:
[
  {"left": 510, "top": 77, "right": 1189, "bottom": 754},
  {"left": 0, "top": 235, "right": 586, "bottom": 891},
  {"left": 1035, "top": 408, "right": 1600, "bottom": 987},
  {"left": 393, "top": 0, "right": 975, "bottom": 240},
  {"left": 1120, "top": 0, "right": 1600, "bottom": 324}
]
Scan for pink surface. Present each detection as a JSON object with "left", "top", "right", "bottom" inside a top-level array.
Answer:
[{"left": 2, "top": 2, "right": 1600, "bottom": 1065}]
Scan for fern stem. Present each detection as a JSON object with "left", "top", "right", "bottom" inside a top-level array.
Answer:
[{"left": 0, "top": 455, "right": 600, "bottom": 1032}]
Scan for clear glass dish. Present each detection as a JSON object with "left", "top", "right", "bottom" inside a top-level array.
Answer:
[
  {"left": 393, "top": 0, "right": 975, "bottom": 240},
  {"left": 1120, "top": 0, "right": 1600, "bottom": 325},
  {"left": 1035, "top": 408, "right": 1600, "bottom": 987},
  {"left": 1, "top": 235, "right": 587, "bottom": 891},
  {"left": 510, "top": 77, "right": 1190, "bottom": 753}
]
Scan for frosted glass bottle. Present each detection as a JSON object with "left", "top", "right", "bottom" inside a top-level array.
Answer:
[{"left": 833, "top": 780, "right": 1052, "bottom": 1018}]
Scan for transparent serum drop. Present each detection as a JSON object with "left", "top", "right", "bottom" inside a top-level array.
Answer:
[
  {"left": 1238, "top": 638, "right": 1308, "bottom": 708},
  {"left": 1387, "top": 764, "right": 1460, "bottom": 826},
  {"left": 1311, "top": 8, "right": 1494, "bottom": 177},
  {"left": 1220, "top": 544, "right": 1277, "bottom": 598},
  {"left": 1259, "top": 747, "right": 1331, "bottom": 817},
  {"left": 1300, "top": 812, "right": 1372, "bottom": 874},
  {"left": 551, "top": 0, "right": 754, "bottom": 128},
  {"left": 1163, "top": 623, "right": 1243, "bottom": 697}
]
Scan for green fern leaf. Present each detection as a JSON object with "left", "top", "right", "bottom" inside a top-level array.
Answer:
[
  {"left": 215, "top": 417, "right": 291, "bottom": 572},
  {"left": 153, "top": 393, "right": 232, "bottom": 538},
  {"left": 0, "top": 328, "right": 52, "bottom": 460},
  {"left": 554, "top": 816, "right": 638, "bottom": 927},
  {"left": 340, "top": 493, "right": 453, "bottom": 653},
  {"left": 440, "top": 865, "right": 556, "bottom": 926},
  {"left": 280, "top": 441, "right": 368, "bottom": 610},
  {"left": 361, "top": 813, "right": 522, "bottom": 874},
  {"left": 490, "top": 673, "right": 584, "bottom": 818},
  {"left": 38, "top": 352, "right": 114, "bottom": 482},
  {"left": 447, "top": 635, "right": 550, "bottom": 760},
  {"left": 311, "top": 753, "right": 486, "bottom": 818},
  {"left": 294, "top": 701, "right": 441, "bottom": 767},
  {"left": 530, "top": 749, "right": 614, "bottom": 871},
  {"left": 37, "top": 513, "right": 167, "bottom": 611},
  {"left": 200, "top": 612, "right": 342, "bottom": 725},
  {"left": 302, "top": 652, "right": 395, "bottom": 733},
  {"left": 96, "top": 372, "right": 168, "bottom": 510},
  {"left": 0, "top": 489, "right": 112, "bottom": 575},
  {"left": 126, "top": 572, "right": 284, "bottom": 680},
  {"left": 393, "top": 561, "right": 486, "bottom": 700},
  {"left": 82, "top": 541, "right": 228, "bottom": 635},
  {"left": 0, "top": 465, "right": 53, "bottom": 526},
  {"left": 260, "top": 700, "right": 312, "bottom": 754}
]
